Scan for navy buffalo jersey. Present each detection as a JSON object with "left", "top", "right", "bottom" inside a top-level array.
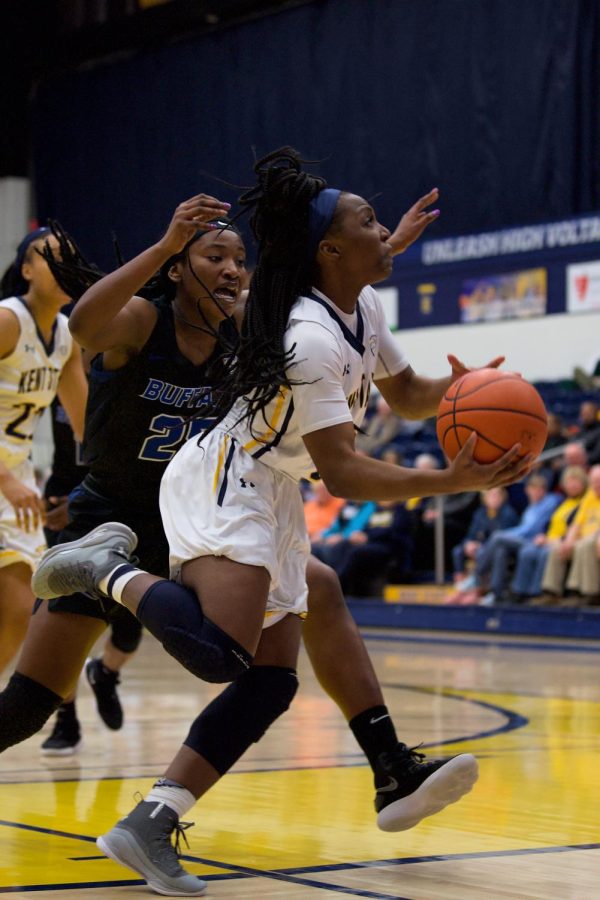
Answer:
[{"left": 82, "top": 297, "right": 235, "bottom": 510}]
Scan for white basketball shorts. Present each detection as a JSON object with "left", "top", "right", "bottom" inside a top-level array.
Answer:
[
  {"left": 0, "top": 459, "right": 47, "bottom": 571},
  {"left": 160, "top": 428, "right": 310, "bottom": 627}
]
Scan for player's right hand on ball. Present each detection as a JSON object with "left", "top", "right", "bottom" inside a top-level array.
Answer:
[{"left": 449, "top": 433, "right": 534, "bottom": 489}]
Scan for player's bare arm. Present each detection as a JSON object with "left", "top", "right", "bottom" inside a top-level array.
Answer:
[
  {"left": 302, "top": 421, "right": 531, "bottom": 503},
  {"left": 376, "top": 354, "right": 507, "bottom": 419},
  {"left": 0, "top": 309, "right": 21, "bottom": 358},
  {"left": 69, "top": 193, "right": 231, "bottom": 354},
  {"left": 56, "top": 342, "right": 89, "bottom": 443}
]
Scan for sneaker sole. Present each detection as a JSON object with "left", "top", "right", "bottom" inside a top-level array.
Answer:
[
  {"left": 32, "top": 522, "right": 138, "bottom": 600},
  {"left": 377, "top": 753, "right": 479, "bottom": 832},
  {"left": 97, "top": 831, "right": 206, "bottom": 897},
  {"left": 40, "top": 739, "right": 82, "bottom": 757}
]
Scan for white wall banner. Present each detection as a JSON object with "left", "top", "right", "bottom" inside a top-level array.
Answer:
[{"left": 566, "top": 259, "right": 600, "bottom": 313}]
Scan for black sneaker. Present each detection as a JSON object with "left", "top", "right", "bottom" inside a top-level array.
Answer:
[
  {"left": 85, "top": 657, "right": 123, "bottom": 730},
  {"left": 375, "top": 743, "right": 479, "bottom": 832},
  {"left": 97, "top": 800, "right": 206, "bottom": 896},
  {"left": 40, "top": 702, "right": 82, "bottom": 756}
]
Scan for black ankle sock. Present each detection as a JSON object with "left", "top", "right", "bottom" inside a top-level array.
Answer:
[
  {"left": 349, "top": 705, "right": 398, "bottom": 778},
  {"left": 58, "top": 700, "right": 77, "bottom": 719}
]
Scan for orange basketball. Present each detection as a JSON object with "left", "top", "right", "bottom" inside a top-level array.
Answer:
[{"left": 436, "top": 368, "right": 548, "bottom": 463}]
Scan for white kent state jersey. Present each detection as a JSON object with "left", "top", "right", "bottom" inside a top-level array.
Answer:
[
  {"left": 0, "top": 297, "right": 72, "bottom": 467},
  {"left": 223, "top": 286, "right": 409, "bottom": 481}
]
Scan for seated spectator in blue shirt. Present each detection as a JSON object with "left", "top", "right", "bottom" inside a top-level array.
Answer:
[
  {"left": 454, "top": 473, "right": 561, "bottom": 606},
  {"left": 451, "top": 487, "right": 519, "bottom": 581}
]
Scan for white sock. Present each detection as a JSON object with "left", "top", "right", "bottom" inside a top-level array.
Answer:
[
  {"left": 98, "top": 564, "right": 146, "bottom": 604},
  {"left": 145, "top": 780, "right": 196, "bottom": 819}
]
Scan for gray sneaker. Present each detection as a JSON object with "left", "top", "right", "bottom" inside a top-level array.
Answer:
[
  {"left": 97, "top": 800, "right": 206, "bottom": 896},
  {"left": 31, "top": 522, "right": 138, "bottom": 601}
]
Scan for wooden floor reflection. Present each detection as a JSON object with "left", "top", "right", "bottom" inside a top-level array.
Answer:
[{"left": 1, "top": 627, "right": 599, "bottom": 899}]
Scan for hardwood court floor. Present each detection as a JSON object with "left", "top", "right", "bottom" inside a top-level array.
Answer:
[{"left": 1, "top": 626, "right": 599, "bottom": 899}]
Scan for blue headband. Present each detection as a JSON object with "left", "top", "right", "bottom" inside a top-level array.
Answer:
[
  {"left": 307, "top": 188, "right": 341, "bottom": 261},
  {"left": 15, "top": 227, "right": 52, "bottom": 271}
]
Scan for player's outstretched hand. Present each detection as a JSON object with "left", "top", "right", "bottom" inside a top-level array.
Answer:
[
  {"left": 448, "top": 433, "right": 534, "bottom": 490},
  {"left": 159, "top": 194, "right": 232, "bottom": 256},
  {"left": 389, "top": 188, "right": 440, "bottom": 255},
  {"left": 447, "top": 354, "right": 506, "bottom": 383}
]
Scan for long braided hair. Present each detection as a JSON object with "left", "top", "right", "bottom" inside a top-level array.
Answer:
[
  {"left": 201, "top": 146, "right": 329, "bottom": 438},
  {"left": 37, "top": 221, "right": 106, "bottom": 301}
]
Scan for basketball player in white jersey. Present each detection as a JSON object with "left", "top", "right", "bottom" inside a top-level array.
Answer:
[
  {"left": 32, "top": 150, "right": 531, "bottom": 895},
  {"left": 0, "top": 227, "right": 87, "bottom": 671}
]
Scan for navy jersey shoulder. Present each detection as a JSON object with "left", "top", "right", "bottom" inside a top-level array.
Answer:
[{"left": 83, "top": 298, "right": 235, "bottom": 508}]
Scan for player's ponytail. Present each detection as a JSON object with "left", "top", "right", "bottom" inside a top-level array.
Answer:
[{"left": 198, "top": 146, "right": 328, "bottom": 438}]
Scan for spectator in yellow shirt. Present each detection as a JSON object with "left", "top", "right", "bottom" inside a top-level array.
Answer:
[
  {"left": 541, "top": 465, "right": 600, "bottom": 604},
  {"left": 508, "top": 466, "right": 588, "bottom": 604}
]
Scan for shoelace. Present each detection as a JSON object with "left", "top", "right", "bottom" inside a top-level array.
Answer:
[
  {"left": 381, "top": 742, "right": 427, "bottom": 774},
  {"left": 172, "top": 821, "right": 194, "bottom": 858}
]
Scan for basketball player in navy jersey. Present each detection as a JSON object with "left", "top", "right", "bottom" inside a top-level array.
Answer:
[
  {"left": 41, "top": 381, "right": 144, "bottom": 754},
  {"left": 0, "top": 194, "right": 241, "bottom": 751},
  {"left": 0, "top": 229, "right": 87, "bottom": 673},
  {"left": 29, "top": 155, "right": 531, "bottom": 896}
]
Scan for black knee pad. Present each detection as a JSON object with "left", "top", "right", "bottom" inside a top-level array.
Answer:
[
  {"left": 163, "top": 617, "right": 253, "bottom": 683},
  {"left": 0, "top": 673, "right": 63, "bottom": 752},
  {"left": 110, "top": 605, "right": 143, "bottom": 654},
  {"left": 136, "top": 580, "right": 253, "bottom": 683},
  {"left": 184, "top": 665, "right": 299, "bottom": 773}
]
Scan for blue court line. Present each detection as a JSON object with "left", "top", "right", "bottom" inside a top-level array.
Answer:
[
  {"left": 0, "top": 820, "right": 407, "bottom": 898},
  {"left": 0, "top": 819, "right": 97, "bottom": 844},
  {"left": 0, "top": 879, "right": 407, "bottom": 899},
  {"left": 3, "top": 820, "right": 598, "bottom": 895},
  {"left": 378, "top": 684, "right": 529, "bottom": 748},
  {"left": 0, "top": 687, "right": 527, "bottom": 787},
  {"left": 277, "top": 841, "right": 600, "bottom": 874},
  {"left": 361, "top": 630, "right": 600, "bottom": 654}
]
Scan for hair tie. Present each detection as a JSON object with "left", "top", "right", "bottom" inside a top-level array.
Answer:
[
  {"left": 15, "top": 227, "right": 52, "bottom": 272},
  {"left": 307, "top": 188, "right": 341, "bottom": 261}
]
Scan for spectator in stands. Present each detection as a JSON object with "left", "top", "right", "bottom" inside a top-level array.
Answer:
[
  {"left": 573, "top": 356, "right": 600, "bottom": 391},
  {"left": 303, "top": 481, "right": 345, "bottom": 542},
  {"left": 577, "top": 400, "right": 600, "bottom": 436},
  {"left": 571, "top": 401, "right": 600, "bottom": 464},
  {"left": 539, "top": 464, "right": 600, "bottom": 606},
  {"left": 356, "top": 395, "right": 421, "bottom": 456},
  {"left": 379, "top": 445, "right": 404, "bottom": 467},
  {"left": 562, "top": 442, "right": 589, "bottom": 469},
  {"left": 509, "top": 466, "right": 588, "bottom": 605},
  {"left": 544, "top": 413, "right": 568, "bottom": 453},
  {"left": 406, "top": 454, "right": 477, "bottom": 576},
  {"left": 454, "top": 473, "right": 561, "bottom": 606},
  {"left": 333, "top": 500, "right": 415, "bottom": 596},
  {"left": 450, "top": 487, "right": 519, "bottom": 584},
  {"left": 311, "top": 499, "right": 377, "bottom": 566},
  {"left": 545, "top": 440, "right": 589, "bottom": 490}
]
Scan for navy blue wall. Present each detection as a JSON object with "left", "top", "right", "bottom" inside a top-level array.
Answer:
[{"left": 32, "top": 0, "right": 600, "bottom": 269}]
